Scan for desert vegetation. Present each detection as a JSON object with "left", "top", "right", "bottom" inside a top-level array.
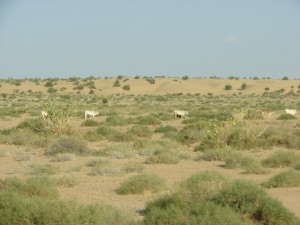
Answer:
[{"left": 0, "top": 77, "right": 300, "bottom": 224}]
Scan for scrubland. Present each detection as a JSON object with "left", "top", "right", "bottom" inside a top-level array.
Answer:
[{"left": 0, "top": 76, "right": 300, "bottom": 225}]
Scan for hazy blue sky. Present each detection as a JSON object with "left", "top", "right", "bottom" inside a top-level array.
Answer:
[{"left": 0, "top": 0, "right": 299, "bottom": 79}]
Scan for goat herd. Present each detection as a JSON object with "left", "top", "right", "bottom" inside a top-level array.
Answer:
[{"left": 40, "top": 108, "right": 297, "bottom": 120}]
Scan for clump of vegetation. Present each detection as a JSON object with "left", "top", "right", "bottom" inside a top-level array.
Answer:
[
  {"left": 122, "top": 84, "right": 130, "bottom": 91},
  {"left": 29, "top": 164, "right": 59, "bottom": 176},
  {"left": 277, "top": 114, "right": 297, "bottom": 120},
  {"left": 87, "top": 159, "right": 122, "bottom": 176},
  {"left": 213, "top": 180, "right": 298, "bottom": 225},
  {"left": 262, "top": 169, "right": 300, "bottom": 188},
  {"left": 117, "top": 174, "right": 166, "bottom": 194},
  {"left": 47, "top": 136, "right": 90, "bottom": 155},
  {"left": 0, "top": 184, "right": 132, "bottom": 225},
  {"left": 41, "top": 99, "right": 78, "bottom": 134},
  {"left": 262, "top": 151, "right": 300, "bottom": 168},
  {"left": 122, "top": 162, "right": 144, "bottom": 173},
  {"left": 81, "top": 119, "right": 100, "bottom": 127},
  {"left": 127, "top": 125, "right": 153, "bottom": 138},
  {"left": 224, "top": 84, "right": 232, "bottom": 90},
  {"left": 104, "top": 115, "right": 130, "bottom": 126},
  {"left": 135, "top": 115, "right": 161, "bottom": 125},
  {"left": 145, "top": 149, "right": 180, "bottom": 164},
  {"left": 96, "top": 143, "right": 135, "bottom": 159}
]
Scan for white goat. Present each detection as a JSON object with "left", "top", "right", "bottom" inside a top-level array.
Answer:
[
  {"left": 174, "top": 110, "right": 188, "bottom": 118},
  {"left": 285, "top": 109, "right": 297, "bottom": 115},
  {"left": 85, "top": 110, "right": 99, "bottom": 119},
  {"left": 41, "top": 110, "right": 48, "bottom": 119}
]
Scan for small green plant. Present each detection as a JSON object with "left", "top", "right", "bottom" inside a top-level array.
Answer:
[
  {"left": 240, "top": 83, "right": 247, "bottom": 90},
  {"left": 117, "top": 174, "right": 166, "bottom": 194},
  {"left": 122, "top": 84, "right": 130, "bottom": 91},
  {"left": 262, "top": 169, "right": 300, "bottom": 188},
  {"left": 224, "top": 84, "right": 232, "bottom": 90}
]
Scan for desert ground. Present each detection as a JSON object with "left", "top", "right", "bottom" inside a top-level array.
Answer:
[{"left": 0, "top": 76, "right": 300, "bottom": 223}]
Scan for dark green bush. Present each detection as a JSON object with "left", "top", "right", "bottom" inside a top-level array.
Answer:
[
  {"left": 145, "top": 149, "right": 180, "bottom": 164},
  {"left": 277, "top": 114, "right": 297, "bottom": 120}
]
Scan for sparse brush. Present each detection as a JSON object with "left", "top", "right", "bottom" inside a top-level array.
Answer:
[
  {"left": 55, "top": 176, "right": 79, "bottom": 187},
  {"left": 262, "top": 151, "right": 300, "bottom": 168},
  {"left": 51, "top": 153, "right": 76, "bottom": 162},
  {"left": 104, "top": 115, "right": 130, "bottom": 126},
  {"left": 122, "top": 162, "right": 144, "bottom": 173},
  {"left": 47, "top": 136, "right": 90, "bottom": 155},
  {"left": 117, "top": 174, "right": 166, "bottom": 194},
  {"left": 81, "top": 119, "right": 100, "bottom": 127},
  {"left": 262, "top": 169, "right": 300, "bottom": 188},
  {"left": 127, "top": 125, "right": 153, "bottom": 138},
  {"left": 135, "top": 115, "right": 161, "bottom": 125},
  {"left": 96, "top": 143, "right": 136, "bottom": 159},
  {"left": 145, "top": 149, "right": 180, "bottom": 164},
  {"left": 29, "top": 164, "right": 59, "bottom": 176}
]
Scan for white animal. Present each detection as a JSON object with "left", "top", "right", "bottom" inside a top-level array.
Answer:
[
  {"left": 85, "top": 110, "right": 99, "bottom": 119},
  {"left": 41, "top": 110, "right": 48, "bottom": 119},
  {"left": 174, "top": 110, "right": 189, "bottom": 118},
  {"left": 285, "top": 109, "right": 297, "bottom": 115}
]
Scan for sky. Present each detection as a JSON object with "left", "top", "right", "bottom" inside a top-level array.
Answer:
[{"left": 0, "top": 0, "right": 299, "bottom": 79}]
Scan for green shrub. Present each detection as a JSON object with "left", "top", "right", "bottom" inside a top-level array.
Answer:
[
  {"left": 29, "top": 164, "right": 59, "bottom": 176},
  {"left": 145, "top": 149, "right": 180, "bottom": 164},
  {"left": 117, "top": 174, "right": 166, "bottom": 194},
  {"left": 262, "top": 169, "right": 300, "bottom": 188},
  {"left": 0, "top": 191, "right": 132, "bottom": 225},
  {"left": 47, "top": 136, "right": 90, "bottom": 155},
  {"left": 199, "top": 147, "right": 234, "bottom": 161},
  {"left": 213, "top": 180, "right": 298, "bottom": 225},
  {"left": 81, "top": 119, "right": 100, "bottom": 127},
  {"left": 96, "top": 143, "right": 136, "bottom": 159},
  {"left": 51, "top": 153, "right": 76, "bottom": 162},
  {"left": 277, "top": 114, "right": 297, "bottom": 120},
  {"left": 0, "top": 176, "right": 58, "bottom": 199},
  {"left": 87, "top": 160, "right": 122, "bottom": 176},
  {"left": 224, "top": 84, "right": 232, "bottom": 90},
  {"left": 122, "top": 162, "right": 144, "bottom": 173},
  {"left": 176, "top": 171, "right": 227, "bottom": 203},
  {"left": 104, "top": 115, "right": 130, "bottom": 126},
  {"left": 122, "top": 84, "right": 130, "bottom": 91},
  {"left": 127, "top": 125, "right": 153, "bottom": 138},
  {"left": 55, "top": 176, "right": 79, "bottom": 188},
  {"left": 135, "top": 115, "right": 161, "bottom": 125},
  {"left": 154, "top": 125, "right": 177, "bottom": 134},
  {"left": 262, "top": 151, "right": 300, "bottom": 168}
]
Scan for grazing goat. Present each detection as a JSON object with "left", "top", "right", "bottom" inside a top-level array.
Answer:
[
  {"left": 285, "top": 109, "right": 297, "bottom": 115},
  {"left": 174, "top": 110, "right": 188, "bottom": 118},
  {"left": 41, "top": 110, "right": 48, "bottom": 119},
  {"left": 85, "top": 110, "right": 99, "bottom": 119}
]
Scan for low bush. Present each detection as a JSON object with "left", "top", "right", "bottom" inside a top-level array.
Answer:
[
  {"left": 104, "top": 115, "right": 130, "bottom": 126},
  {"left": 0, "top": 191, "right": 132, "bottom": 225},
  {"left": 122, "top": 162, "right": 144, "bottom": 173},
  {"left": 96, "top": 144, "right": 136, "bottom": 159},
  {"left": 277, "top": 114, "right": 297, "bottom": 120},
  {"left": 81, "top": 119, "right": 100, "bottom": 127},
  {"left": 117, "top": 174, "right": 166, "bottom": 194},
  {"left": 262, "top": 169, "right": 300, "bottom": 188},
  {"left": 127, "top": 125, "right": 153, "bottom": 138},
  {"left": 55, "top": 176, "right": 79, "bottom": 188},
  {"left": 213, "top": 180, "right": 298, "bottom": 225},
  {"left": 47, "top": 136, "right": 90, "bottom": 155},
  {"left": 0, "top": 176, "right": 58, "bottom": 199},
  {"left": 262, "top": 151, "right": 300, "bottom": 168},
  {"left": 145, "top": 149, "right": 180, "bottom": 164},
  {"left": 135, "top": 115, "right": 161, "bottom": 125},
  {"left": 51, "top": 153, "right": 76, "bottom": 162},
  {"left": 29, "top": 164, "right": 59, "bottom": 176}
]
